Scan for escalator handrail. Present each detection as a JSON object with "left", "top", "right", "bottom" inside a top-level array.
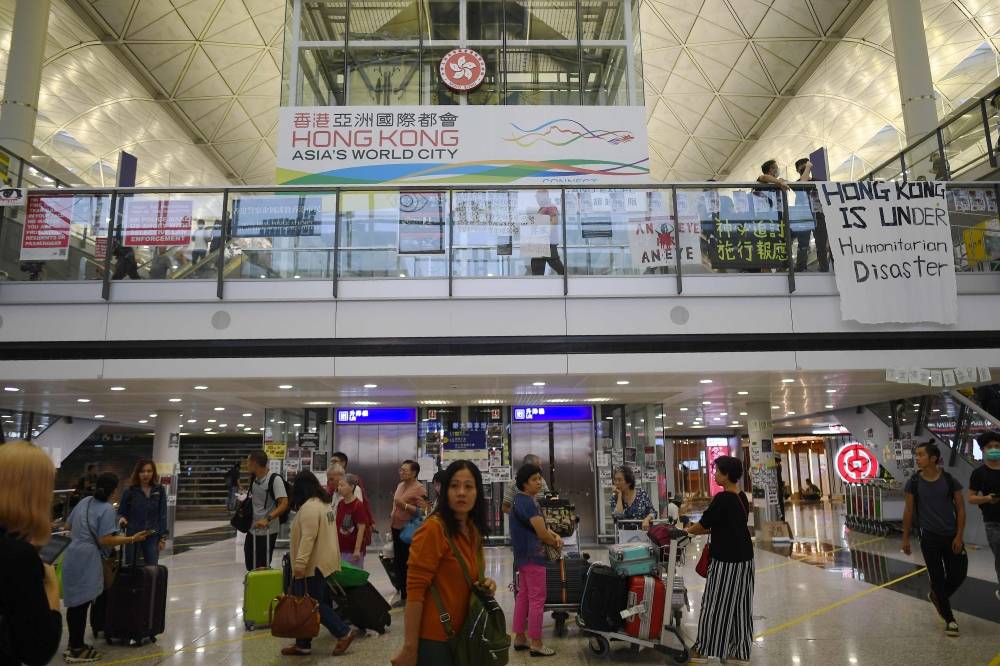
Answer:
[{"left": 945, "top": 389, "right": 1000, "bottom": 430}]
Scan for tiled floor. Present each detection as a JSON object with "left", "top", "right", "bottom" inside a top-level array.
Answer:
[{"left": 61, "top": 502, "right": 1000, "bottom": 665}]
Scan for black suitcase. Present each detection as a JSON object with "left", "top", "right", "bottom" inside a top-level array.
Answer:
[
  {"left": 330, "top": 580, "right": 392, "bottom": 634},
  {"left": 379, "top": 553, "right": 399, "bottom": 590},
  {"left": 578, "top": 563, "right": 628, "bottom": 632},
  {"left": 104, "top": 563, "right": 168, "bottom": 645},
  {"left": 544, "top": 557, "right": 588, "bottom": 606}
]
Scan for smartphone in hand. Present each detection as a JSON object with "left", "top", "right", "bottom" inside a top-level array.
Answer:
[{"left": 38, "top": 534, "right": 71, "bottom": 564}]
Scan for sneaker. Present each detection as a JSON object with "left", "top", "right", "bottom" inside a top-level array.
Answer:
[
  {"left": 945, "top": 621, "right": 959, "bottom": 637},
  {"left": 64, "top": 645, "right": 101, "bottom": 663},
  {"left": 529, "top": 646, "right": 556, "bottom": 657},
  {"left": 281, "top": 645, "right": 312, "bottom": 656},
  {"left": 332, "top": 629, "right": 357, "bottom": 656},
  {"left": 928, "top": 591, "right": 946, "bottom": 621}
]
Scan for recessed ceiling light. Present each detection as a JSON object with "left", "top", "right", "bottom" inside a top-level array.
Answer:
[
  {"left": 702, "top": 401, "right": 712, "bottom": 405},
  {"left": 94, "top": 414, "right": 105, "bottom": 419},
  {"left": 478, "top": 399, "right": 504, "bottom": 404},
  {"left": 739, "top": 411, "right": 748, "bottom": 416},
  {"left": 825, "top": 405, "right": 835, "bottom": 409},
  {"left": 305, "top": 401, "right": 332, "bottom": 406},
  {"left": 714, "top": 417, "right": 722, "bottom": 422},
  {"left": 3, "top": 387, "right": 20, "bottom": 392},
  {"left": 193, "top": 385, "right": 208, "bottom": 390},
  {"left": 584, "top": 397, "right": 610, "bottom": 402},
  {"left": 277, "top": 420, "right": 286, "bottom": 424},
  {"left": 169, "top": 398, "right": 182, "bottom": 403},
  {"left": 826, "top": 389, "right": 837, "bottom": 393},
  {"left": 771, "top": 405, "right": 780, "bottom": 410},
  {"left": 931, "top": 408, "right": 940, "bottom": 413},
  {"left": 721, "top": 412, "right": 728, "bottom": 416},
  {"left": 605, "top": 416, "right": 614, "bottom": 420},
  {"left": 149, "top": 413, "right": 157, "bottom": 418},
  {"left": 732, "top": 420, "right": 740, "bottom": 425},
  {"left": 692, "top": 425, "right": 704, "bottom": 429},
  {"left": 219, "top": 423, "right": 228, "bottom": 427},
  {"left": 203, "top": 428, "right": 212, "bottom": 432},
  {"left": 77, "top": 398, "right": 91, "bottom": 403},
  {"left": 109, "top": 386, "right": 126, "bottom": 392},
  {"left": 353, "top": 401, "right": 380, "bottom": 406},
  {"left": 699, "top": 379, "right": 713, "bottom": 384},
  {"left": 293, "top": 423, "right": 301, "bottom": 427},
  {"left": 532, "top": 382, "right": 546, "bottom": 387},
  {"left": 781, "top": 378, "right": 794, "bottom": 383},
  {"left": 207, "top": 419, "right": 217, "bottom": 423},
  {"left": 737, "top": 391, "right": 749, "bottom": 395},
  {"left": 138, "top": 419, "right": 148, "bottom": 424},
  {"left": 420, "top": 400, "right": 448, "bottom": 405},
  {"left": 676, "top": 421, "right": 684, "bottom": 426},
  {"left": 244, "top": 427, "right": 252, "bottom": 431},
  {"left": 616, "top": 380, "right": 630, "bottom": 385},
  {"left": 786, "top": 411, "right": 796, "bottom": 415},
  {"left": 545, "top": 399, "right": 570, "bottom": 404},
  {"left": 187, "top": 419, "right": 197, "bottom": 423},
  {"left": 243, "top": 412, "right": 252, "bottom": 417},
  {"left": 214, "top": 407, "right": 225, "bottom": 411},
  {"left": 278, "top": 385, "right": 294, "bottom": 390},
  {"left": 363, "top": 384, "right": 378, "bottom": 389},
  {"left": 679, "top": 407, "right": 688, "bottom": 412}
]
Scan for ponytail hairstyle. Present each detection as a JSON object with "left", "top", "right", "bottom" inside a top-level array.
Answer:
[{"left": 93, "top": 472, "right": 120, "bottom": 503}]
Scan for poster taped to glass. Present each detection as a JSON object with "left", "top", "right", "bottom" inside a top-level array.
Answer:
[
  {"left": 123, "top": 199, "right": 193, "bottom": 247},
  {"left": 397, "top": 191, "right": 446, "bottom": 254}
]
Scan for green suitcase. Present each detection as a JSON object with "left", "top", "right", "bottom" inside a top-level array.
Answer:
[{"left": 243, "top": 567, "right": 284, "bottom": 631}]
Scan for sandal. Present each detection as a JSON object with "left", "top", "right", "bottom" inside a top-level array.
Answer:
[{"left": 530, "top": 646, "right": 556, "bottom": 657}]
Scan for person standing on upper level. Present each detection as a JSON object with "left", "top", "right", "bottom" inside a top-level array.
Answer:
[{"left": 530, "top": 190, "right": 565, "bottom": 276}]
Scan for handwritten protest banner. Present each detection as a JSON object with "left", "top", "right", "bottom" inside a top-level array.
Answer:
[{"left": 817, "top": 180, "right": 956, "bottom": 324}]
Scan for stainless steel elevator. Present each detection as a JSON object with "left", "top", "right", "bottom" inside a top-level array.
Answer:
[
  {"left": 511, "top": 421, "right": 596, "bottom": 543},
  {"left": 333, "top": 424, "right": 419, "bottom": 531}
]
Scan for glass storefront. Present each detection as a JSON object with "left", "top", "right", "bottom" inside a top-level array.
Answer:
[{"left": 285, "top": 0, "right": 642, "bottom": 107}]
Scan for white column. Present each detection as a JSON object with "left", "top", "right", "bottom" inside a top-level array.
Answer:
[
  {"left": 747, "top": 402, "right": 779, "bottom": 526},
  {"left": 887, "top": 0, "right": 939, "bottom": 144},
  {"left": 152, "top": 410, "right": 182, "bottom": 467},
  {"left": 0, "top": 0, "right": 50, "bottom": 158}
]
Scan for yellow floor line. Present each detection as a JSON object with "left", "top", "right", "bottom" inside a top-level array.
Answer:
[
  {"left": 96, "top": 632, "right": 271, "bottom": 666},
  {"left": 753, "top": 566, "right": 927, "bottom": 640},
  {"left": 989, "top": 649, "right": 1000, "bottom": 666},
  {"left": 755, "top": 535, "right": 886, "bottom": 573},
  {"left": 166, "top": 601, "right": 243, "bottom": 617},
  {"left": 168, "top": 559, "right": 238, "bottom": 571}
]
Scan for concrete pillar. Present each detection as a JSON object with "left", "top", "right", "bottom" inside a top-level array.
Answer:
[
  {"left": 152, "top": 410, "right": 182, "bottom": 549},
  {"left": 887, "top": 0, "right": 939, "bottom": 145},
  {"left": 0, "top": 0, "right": 50, "bottom": 158},
  {"left": 747, "top": 402, "right": 780, "bottom": 526}
]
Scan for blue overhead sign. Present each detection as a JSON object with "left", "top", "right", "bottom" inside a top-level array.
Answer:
[
  {"left": 512, "top": 405, "right": 593, "bottom": 422},
  {"left": 336, "top": 407, "right": 417, "bottom": 424}
]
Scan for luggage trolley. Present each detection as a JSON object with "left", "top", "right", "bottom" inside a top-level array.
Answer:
[
  {"left": 581, "top": 522, "right": 691, "bottom": 662},
  {"left": 613, "top": 518, "right": 690, "bottom": 627}
]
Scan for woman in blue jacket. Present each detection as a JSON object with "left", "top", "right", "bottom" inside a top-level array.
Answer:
[{"left": 117, "top": 459, "right": 168, "bottom": 565}]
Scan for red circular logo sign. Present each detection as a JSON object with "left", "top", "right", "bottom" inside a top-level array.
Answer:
[
  {"left": 439, "top": 49, "right": 486, "bottom": 92},
  {"left": 835, "top": 443, "right": 879, "bottom": 483}
]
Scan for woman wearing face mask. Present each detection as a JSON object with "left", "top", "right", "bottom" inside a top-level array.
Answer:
[
  {"left": 389, "top": 460, "right": 428, "bottom": 607},
  {"left": 390, "top": 460, "right": 498, "bottom": 666},
  {"left": 117, "top": 459, "right": 168, "bottom": 565}
]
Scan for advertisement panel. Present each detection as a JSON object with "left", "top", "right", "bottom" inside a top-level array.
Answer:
[
  {"left": 277, "top": 106, "right": 650, "bottom": 185},
  {"left": 705, "top": 438, "right": 730, "bottom": 497}
]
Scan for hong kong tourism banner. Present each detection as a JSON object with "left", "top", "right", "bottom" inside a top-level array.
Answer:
[
  {"left": 817, "top": 180, "right": 957, "bottom": 325},
  {"left": 276, "top": 106, "right": 650, "bottom": 185}
]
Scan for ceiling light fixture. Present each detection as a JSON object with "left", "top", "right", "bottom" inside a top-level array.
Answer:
[
  {"left": 3, "top": 387, "right": 20, "bottom": 392},
  {"left": 825, "top": 405, "right": 835, "bottom": 409},
  {"left": 242, "top": 412, "right": 252, "bottom": 417},
  {"left": 787, "top": 411, "right": 796, "bottom": 415},
  {"left": 187, "top": 419, "right": 197, "bottom": 423},
  {"left": 305, "top": 401, "right": 332, "bottom": 406},
  {"left": 739, "top": 411, "right": 748, "bottom": 416},
  {"left": 584, "top": 397, "right": 610, "bottom": 402},
  {"left": 214, "top": 407, "right": 225, "bottom": 411},
  {"left": 138, "top": 419, "right": 148, "bottom": 424},
  {"left": 364, "top": 384, "right": 378, "bottom": 389},
  {"left": 109, "top": 386, "right": 126, "bottom": 392},
  {"left": 353, "top": 401, "right": 380, "bottom": 406},
  {"left": 77, "top": 398, "right": 91, "bottom": 403},
  {"left": 278, "top": 385, "right": 294, "bottom": 390},
  {"left": 94, "top": 414, "right": 105, "bottom": 419},
  {"left": 771, "top": 405, "right": 780, "bottom": 410},
  {"left": 737, "top": 391, "right": 749, "bottom": 395},
  {"left": 478, "top": 399, "right": 504, "bottom": 405},
  {"left": 545, "top": 399, "right": 570, "bottom": 404},
  {"left": 193, "top": 385, "right": 208, "bottom": 390},
  {"left": 699, "top": 379, "right": 713, "bottom": 384},
  {"left": 616, "top": 380, "right": 630, "bottom": 385},
  {"left": 169, "top": 398, "right": 182, "bottom": 403},
  {"left": 781, "top": 378, "right": 794, "bottom": 383},
  {"left": 532, "top": 382, "right": 546, "bottom": 387},
  {"left": 826, "top": 389, "right": 837, "bottom": 393},
  {"left": 679, "top": 407, "right": 688, "bottom": 412},
  {"left": 702, "top": 401, "right": 712, "bottom": 405},
  {"left": 420, "top": 400, "right": 448, "bottom": 405},
  {"left": 149, "top": 413, "right": 157, "bottom": 418}
]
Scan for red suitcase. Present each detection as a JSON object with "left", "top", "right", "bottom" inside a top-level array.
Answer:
[{"left": 623, "top": 575, "right": 665, "bottom": 640}]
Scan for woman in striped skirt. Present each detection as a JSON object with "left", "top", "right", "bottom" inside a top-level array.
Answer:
[{"left": 685, "top": 455, "right": 754, "bottom": 665}]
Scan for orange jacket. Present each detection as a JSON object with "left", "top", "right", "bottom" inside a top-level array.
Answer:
[{"left": 405, "top": 515, "right": 481, "bottom": 642}]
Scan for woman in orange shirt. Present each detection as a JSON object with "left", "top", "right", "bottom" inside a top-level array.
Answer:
[{"left": 390, "top": 460, "right": 498, "bottom": 666}]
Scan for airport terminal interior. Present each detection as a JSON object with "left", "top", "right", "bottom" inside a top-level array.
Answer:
[{"left": 1, "top": 0, "right": 1000, "bottom": 664}]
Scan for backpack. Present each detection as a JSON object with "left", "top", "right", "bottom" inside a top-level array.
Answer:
[
  {"left": 908, "top": 470, "right": 961, "bottom": 529},
  {"left": 429, "top": 521, "right": 510, "bottom": 666},
  {"left": 266, "top": 473, "right": 291, "bottom": 525},
  {"left": 230, "top": 475, "right": 254, "bottom": 533}
]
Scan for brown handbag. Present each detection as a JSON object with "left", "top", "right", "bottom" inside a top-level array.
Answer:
[{"left": 269, "top": 589, "right": 320, "bottom": 639}]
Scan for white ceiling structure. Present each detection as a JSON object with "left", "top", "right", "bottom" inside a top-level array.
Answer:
[
  {"left": 0, "top": 369, "right": 960, "bottom": 435},
  {"left": 1, "top": 0, "right": 999, "bottom": 186}
]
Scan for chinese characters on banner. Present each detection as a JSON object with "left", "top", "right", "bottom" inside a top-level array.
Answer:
[
  {"left": 277, "top": 105, "right": 650, "bottom": 185},
  {"left": 817, "top": 181, "right": 956, "bottom": 324},
  {"left": 231, "top": 196, "right": 325, "bottom": 238},
  {"left": 706, "top": 219, "right": 787, "bottom": 269},
  {"left": 123, "top": 199, "right": 193, "bottom": 246},
  {"left": 20, "top": 195, "right": 78, "bottom": 260}
]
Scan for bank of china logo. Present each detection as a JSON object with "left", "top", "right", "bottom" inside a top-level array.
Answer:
[
  {"left": 439, "top": 49, "right": 486, "bottom": 92},
  {"left": 505, "top": 119, "right": 634, "bottom": 147}
]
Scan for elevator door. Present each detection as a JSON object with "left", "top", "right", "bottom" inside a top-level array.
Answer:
[
  {"left": 511, "top": 421, "right": 596, "bottom": 544},
  {"left": 334, "top": 424, "right": 419, "bottom": 533}
]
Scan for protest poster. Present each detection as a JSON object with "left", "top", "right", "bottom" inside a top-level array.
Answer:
[
  {"left": 20, "top": 195, "right": 75, "bottom": 260},
  {"left": 817, "top": 181, "right": 956, "bottom": 324},
  {"left": 706, "top": 218, "right": 787, "bottom": 269},
  {"left": 627, "top": 214, "right": 702, "bottom": 269},
  {"left": 123, "top": 199, "right": 193, "bottom": 246}
]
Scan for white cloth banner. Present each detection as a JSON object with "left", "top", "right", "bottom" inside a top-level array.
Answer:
[
  {"left": 817, "top": 181, "right": 957, "bottom": 324},
  {"left": 518, "top": 217, "right": 553, "bottom": 257},
  {"left": 627, "top": 215, "right": 702, "bottom": 269}
]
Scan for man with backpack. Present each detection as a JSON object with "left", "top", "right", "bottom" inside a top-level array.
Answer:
[
  {"left": 244, "top": 450, "right": 289, "bottom": 571},
  {"left": 902, "top": 441, "right": 967, "bottom": 637}
]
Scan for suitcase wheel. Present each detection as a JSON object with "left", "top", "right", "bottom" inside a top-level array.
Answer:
[
  {"left": 552, "top": 611, "right": 568, "bottom": 638},
  {"left": 588, "top": 635, "right": 610, "bottom": 657},
  {"left": 245, "top": 621, "right": 255, "bottom": 631}
]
